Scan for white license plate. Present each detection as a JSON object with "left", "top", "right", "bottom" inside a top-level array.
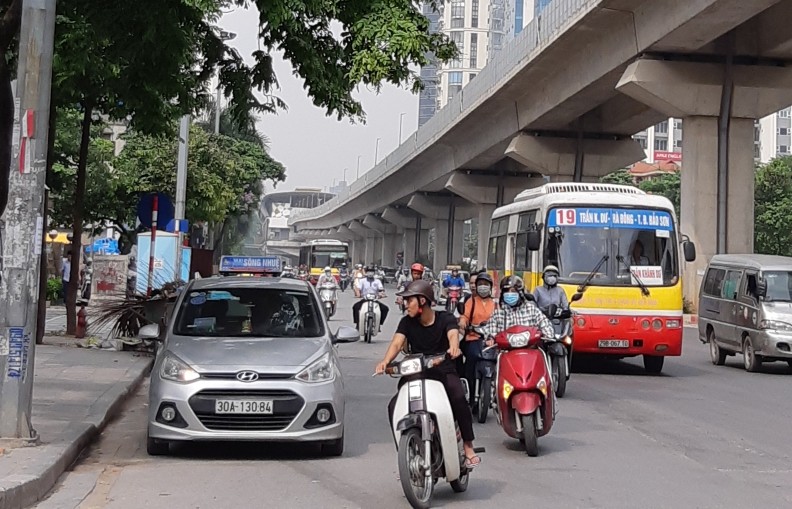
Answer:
[
  {"left": 598, "top": 339, "right": 630, "bottom": 348},
  {"left": 215, "top": 399, "right": 273, "bottom": 414}
]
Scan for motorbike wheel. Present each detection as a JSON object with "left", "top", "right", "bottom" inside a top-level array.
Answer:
[
  {"left": 398, "top": 429, "right": 434, "bottom": 509},
  {"left": 324, "top": 303, "right": 331, "bottom": 320},
  {"left": 553, "top": 357, "right": 567, "bottom": 398},
  {"left": 476, "top": 377, "right": 491, "bottom": 423},
  {"left": 364, "top": 316, "right": 373, "bottom": 344},
  {"left": 520, "top": 413, "right": 539, "bottom": 457},
  {"left": 450, "top": 469, "right": 469, "bottom": 493}
]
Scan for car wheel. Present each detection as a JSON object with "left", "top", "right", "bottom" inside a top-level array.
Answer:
[
  {"left": 743, "top": 335, "right": 762, "bottom": 372},
  {"left": 146, "top": 435, "right": 169, "bottom": 456},
  {"left": 322, "top": 433, "right": 344, "bottom": 457},
  {"left": 708, "top": 328, "right": 727, "bottom": 366}
]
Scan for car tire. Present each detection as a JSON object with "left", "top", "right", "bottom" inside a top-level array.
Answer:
[
  {"left": 321, "top": 433, "right": 344, "bottom": 457},
  {"left": 708, "top": 329, "right": 727, "bottom": 366},
  {"left": 743, "top": 335, "right": 762, "bottom": 372},
  {"left": 146, "top": 435, "right": 169, "bottom": 456}
]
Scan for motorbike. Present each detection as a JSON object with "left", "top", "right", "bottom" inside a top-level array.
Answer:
[
  {"left": 339, "top": 272, "right": 350, "bottom": 292},
  {"left": 381, "top": 353, "right": 484, "bottom": 509},
  {"left": 357, "top": 293, "right": 382, "bottom": 343},
  {"left": 542, "top": 300, "right": 578, "bottom": 398},
  {"left": 445, "top": 286, "right": 462, "bottom": 314},
  {"left": 319, "top": 281, "right": 339, "bottom": 319},
  {"left": 466, "top": 330, "right": 498, "bottom": 423},
  {"left": 479, "top": 323, "right": 556, "bottom": 457}
]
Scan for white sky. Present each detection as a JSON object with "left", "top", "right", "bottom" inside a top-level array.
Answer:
[{"left": 220, "top": 6, "right": 420, "bottom": 191}]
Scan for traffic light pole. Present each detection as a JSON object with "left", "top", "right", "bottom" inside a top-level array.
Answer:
[{"left": 0, "top": 0, "right": 57, "bottom": 440}]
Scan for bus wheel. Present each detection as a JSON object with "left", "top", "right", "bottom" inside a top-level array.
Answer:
[{"left": 643, "top": 355, "right": 664, "bottom": 374}]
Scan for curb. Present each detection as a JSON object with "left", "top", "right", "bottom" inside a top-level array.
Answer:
[{"left": 0, "top": 358, "right": 153, "bottom": 509}]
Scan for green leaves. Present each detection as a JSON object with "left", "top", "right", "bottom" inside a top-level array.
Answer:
[{"left": 755, "top": 157, "right": 792, "bottom": 257}]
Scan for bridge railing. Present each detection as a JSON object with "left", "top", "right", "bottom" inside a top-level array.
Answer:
[{"left": 291, "top": 0, "right": 596, "bottom": 225}]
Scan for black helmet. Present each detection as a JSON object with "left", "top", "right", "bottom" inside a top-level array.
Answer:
[
  {"left": 396, "top": 280, "right": 435, "bottom": 304},
  {"left": 500, "top": 275, "right": 524, "bottom": 292},
  {"left": 476, "top": 272, "right": 494, "bottom": 285}
]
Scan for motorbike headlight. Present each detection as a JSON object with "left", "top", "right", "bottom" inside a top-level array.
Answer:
[
  {"left": 537, "top": 376, "right": 548, "bottom": 397},
  {"left": 296, "top": 353, "right": 336, "bottom": 383},
  {"left": 366, "top": 294, "right": 376, "bottom": 301},
  {"left": 160, "top": 353, "right": 200, "bottom": 383},
  {"left": 399, "top": 358, "right": 423, "bottom": 376},
  {"left": 507, "top": 332, "right": 530, "bottom": 348},
  {"left": 563, "top": 336, "right": 573, "bottom": 346}
]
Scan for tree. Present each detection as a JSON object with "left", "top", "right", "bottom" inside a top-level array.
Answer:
[
  {"left": 754, "top": 157, "right": 792, "bottom": 256},
  {"left": 638, "top": 172, "right": 681, "bottom": 219},
  {"left": 0, "top": 0, "right": 21, "bottom": 216},
  {"left": 599, "top": 168, "right": 634, "bottom": 186}
]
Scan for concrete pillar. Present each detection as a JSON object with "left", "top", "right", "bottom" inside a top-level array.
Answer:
[
  {"left": 404, "top": 228, "right": 417, "bottom": 265},
  {"left": 373, "top": 236, "right": 383, "bottom": 265},
  {"left": 419, "top": 229, "right": 429, "bottom": 264},
  {"left": 382, "top": 233, "right": 398, "bottom": 267},
  {"left": 680, "top": 117, "right": 755, "bottom": 303},
  {"left": 477, "top": 204, "right": 496, "bottom": 269},
  {"left": 364, "top": 236, "right": 376, "bottom": 265},
  {"left": 434, "top": 220, "right": 450, "bottom": 271},
  {"left": 349, "top": 239, "right": 361, "bottom": 265},
  {"left": 451, "top": 220, "right": 465, "bottom": 264}
]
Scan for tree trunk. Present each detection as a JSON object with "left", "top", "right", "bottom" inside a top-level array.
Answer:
[
  {"left": 0, "top": 0, "right": 23, "bottom": 217},
  {"left": 35, "top": 103, "right": 57, "bottom": 344},
  {"left": 66, "top": 102, "right": 93, "bottom": 335}
]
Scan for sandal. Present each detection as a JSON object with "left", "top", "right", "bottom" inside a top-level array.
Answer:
[{"left": 464, "top": 455, "right": 481, "bottom": 469}]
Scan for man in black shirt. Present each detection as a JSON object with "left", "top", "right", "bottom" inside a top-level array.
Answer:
[{"left": 376, "top": 280, "right": 480, "bottom": 468}]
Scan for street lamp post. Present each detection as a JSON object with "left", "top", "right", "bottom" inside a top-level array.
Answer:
[
  {"left": 356, "top": 155, "right": 361, "bottom": 179},
  {"left": 375, "top": 137, "right": 381, "bottom": 165},
  {"left": 399, "top": 112, "right": 406, "bottom": 144},
  {"left": 215, "top": 30, "right": 237, "bottom": 135},
  {"left": 343, "top": 167, "right": 348, "bottom": 184}
]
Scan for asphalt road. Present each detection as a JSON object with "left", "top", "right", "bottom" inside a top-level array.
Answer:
[{"left": 36, "top": 289, "right": 792, "bottom": 509}]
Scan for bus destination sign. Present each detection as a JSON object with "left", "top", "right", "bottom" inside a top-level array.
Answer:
[{"left": 547, "top": 207, "right": 673, "bottom": 231}]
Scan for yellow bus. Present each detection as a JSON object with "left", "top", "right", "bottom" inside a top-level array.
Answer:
[{"left": 488, "top": 182, "right": 696, "bottom": 374}]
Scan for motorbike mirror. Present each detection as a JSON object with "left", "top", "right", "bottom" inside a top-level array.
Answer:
[
  {"left": 547, "top": 303, "right": 558, "bottom": 319},
  {"left": 333, "top": 326, "right": 360, "bottom": 344},
  {"left": 570, "top": 292, "right": 583, "bottom": 302}
]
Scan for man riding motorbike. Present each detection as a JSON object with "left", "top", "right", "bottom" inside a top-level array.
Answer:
[
  {"left": 376, "top": 280, "right": 481, "bottom": 469},
  {"left": 532, "top": 265, "right": 569, "bottom": 315},
  {"left": 479, "top": 275, "right": 555, "bottom": 343},
  {"left": 317, "top": 266, "right": 336, "bottom": 287},
  {"left": 353, "top": 266, "right": 389, "bottom": 329},
  {"left": 443, "top": 268, "right": 465, "bottom": 289},
  {"left": 396, "top": 263, "right": 426, "bottom": 308},
  {"left": 457, "top": 272, "right": 497, "bottom": 405},
  {"left": 338, "top": 263, "right": 350, "bottom": 292},
  {"left": 353, "top": 264, "right": 365, "bottom": 297}
]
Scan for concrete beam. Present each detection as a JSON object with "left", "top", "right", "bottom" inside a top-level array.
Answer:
[
  {"left": 445, "top": 172, "right": 546, "bottom": 205},
  {"left": 336, "top": 224, "right": 361, "bottom": 240},
  {"left": 733, "top": 1, "right": 792, "bottom": 59},
  {"left": 362, "top": 214, "right": 397, "bottom": 234},
  {"left": 407, "top": 194, "right": 475, "bottom": 221},
  {"left": 348, "top": 220, "right": 373, "bottom": 239},
  {"left": 616, "top": 59, "right": 792, "bottom": 120},
  {"left": 505, "top": 133, "right": 646, "bottom": 178},
  {"left": 382, "top": 207, "right": 418, "bottom": 230}
]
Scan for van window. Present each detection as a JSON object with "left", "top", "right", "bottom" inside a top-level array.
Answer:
[
  {"left": 743, "top": 273, "right": 759, "bottom": 303},
  {"left": 703, "top": 268, "right": 725, "bottom": 296},
  {"left": 721, "top": 270, "right": 741, "bottom": 300}
]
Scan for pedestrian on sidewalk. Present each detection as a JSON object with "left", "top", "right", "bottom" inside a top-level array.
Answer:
[{"left": 61, "top": 251, "right": 71, "bottom": 301}]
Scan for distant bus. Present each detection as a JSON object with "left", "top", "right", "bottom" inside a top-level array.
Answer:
[
  {"left": 299, "top": 239, "right": 349, "bottom": 278},
  {"left": 488, "top": 182, "right": 695, "bottom": 374}
]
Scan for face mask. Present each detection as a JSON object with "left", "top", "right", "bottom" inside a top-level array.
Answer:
[
  {"left": 503, "top": 292, "right": 520, "bottom": 306},
  {"left": 476, "top": 285, "right": 491, "bottom": 298},
  {"left": 545, "top": 275, "right": 558, "bottom": 286}
]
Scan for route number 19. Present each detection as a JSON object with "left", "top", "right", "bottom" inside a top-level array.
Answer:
[{"left": 555, "top": 209, "right": 577, "bottom": 225}]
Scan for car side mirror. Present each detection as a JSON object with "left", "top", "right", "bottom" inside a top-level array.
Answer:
[
  {"left": 139, "top": 323, "right": 160, "bottom": 340},
  {"left": 682, "top": 240, "right": 696, "bottom": 262},
  {"left": 334, "top": 326, "right": 360, "bottom": 344},
  {"left": 570, "top": 292, "right": 583, "bottom": 302},
  {"left": 527, "top": 230, "right": 541, "bottom": 251}
]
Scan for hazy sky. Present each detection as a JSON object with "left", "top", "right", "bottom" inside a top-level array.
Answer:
[{"left": 220, "top": 7, "right": 420, "bottom": 192}]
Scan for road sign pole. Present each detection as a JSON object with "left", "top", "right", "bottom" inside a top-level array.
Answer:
[
  {"left": 0, "top": 0, "right": 58, "bottom": 440},
  {"left": 146, "top": 195, "right": 159, "bottom": 297},
  {"left": 175, "top": 115, "right": 189, "bottom": 283}
]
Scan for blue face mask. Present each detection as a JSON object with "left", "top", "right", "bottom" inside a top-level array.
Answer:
[{"left": 503, "top": 292, "right": 520, "bottom": 307}]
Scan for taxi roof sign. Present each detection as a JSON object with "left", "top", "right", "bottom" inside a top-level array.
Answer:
[{"left": 219, "top": 256, "right": 282, "bottom": 274}]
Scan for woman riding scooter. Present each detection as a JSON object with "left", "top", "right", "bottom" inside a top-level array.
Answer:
[
  {"left": 532, "top": 265, "right": 568, "bottom": 315},
  {"left": 457, "top": 272, "right": 497, "bottom": 408}
]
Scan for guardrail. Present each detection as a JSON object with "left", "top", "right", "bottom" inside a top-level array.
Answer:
[{"left": 290, "top": 0, "right": 596, "bottom": 226}]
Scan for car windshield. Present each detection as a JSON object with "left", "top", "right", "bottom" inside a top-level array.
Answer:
[
  {"left": 762, "top": 271, "right": 792, "bottom": 302},
  {"left": 546, "top": 207, "right": 678, "bottom": 287},
  {"left": 174, "top": 287, "right": 324, "bottom": 337}
]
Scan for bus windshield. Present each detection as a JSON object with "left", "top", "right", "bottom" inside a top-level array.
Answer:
[
  {"left": 546, "top": 207, "right": 678, "bottom": 287},
  {"left": 311, "top": 248, "right": 348, "bottom": 269}
]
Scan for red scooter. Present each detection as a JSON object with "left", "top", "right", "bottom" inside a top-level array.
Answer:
[{"left": 482, "top": 324, "right": 556, "bottom": 457}]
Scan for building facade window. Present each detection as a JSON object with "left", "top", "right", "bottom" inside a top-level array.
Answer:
[
  {"left": 654, "top": 138, "right": 668, "bottom": 151},
  {"left": 471, "top": 0, "right": 479, "bottom": 27},
  {"left": 780, "top": 108, "right": 791, "bottom": 118},
  {"left": 451, "top": 0, "right": 465, "bottom": 28},
  {"left": 469, "top": 33, "right": 478, "bottom": 68},
  {"left": 780, "top": 145, "right": 789, "bottom": 154},
  {"left": 779, "top": 127, "right": 789, "bottom": 136},
  {"left": 655, "top": 120, "right": 668, "bottom": 134},
  {"left": 469, "top": 72, "right": 477, "bottom": 81},
  {"left": 450, "top": 31, "right": 464, "bottom": 52},
  {"left": 449, "top": 71, "right": 463, "bottom": 85}
]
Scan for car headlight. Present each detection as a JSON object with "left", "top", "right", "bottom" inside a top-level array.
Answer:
[
  {"left": 399, "top": 358, "right": 422, "bottom": 376},
  {"left": 761, "top": 320, "right": 792, "bottom": 331},
  {"left": 296, "top": 353, "right": 336, "bottom": 383},
  {"left": 160, "top": 353, "right": 200, "bottom": 383}
]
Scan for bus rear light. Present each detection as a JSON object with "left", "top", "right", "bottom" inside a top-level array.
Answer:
[
  {"left": 576, "top": 318, "right": 586, "bottom": 327},
  {"left": 666, "top": 319, "right": 681, "bottom": 329},
  {"left": 655, "top": 344, "right": 669, "bottom": 352},
  {"left": 652, "top": 319, "right": 663, "bottom": 330},
  {"left": 641, "top": 319, "right": 650, "bottom": 330}
]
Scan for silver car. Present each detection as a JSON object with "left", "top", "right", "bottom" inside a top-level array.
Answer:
[{"left": 141, "top": 277, "right": 359, "bottom": 456}]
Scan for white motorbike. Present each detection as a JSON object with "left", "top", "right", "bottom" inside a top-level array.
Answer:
[
  {"left": 384, "top": 353, "right": 483, "bottom": 508},
  {"left": 358, "top": 293, "right": 382, "bottom": 344},
  {"left": 319, "top": 281, "right": 339, "bottom": 319}
]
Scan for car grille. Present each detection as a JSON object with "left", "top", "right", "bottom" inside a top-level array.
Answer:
[
  {"left": 200, "top": 373, "right": 294, "bottom": 381},
  {"left": 189, "top": 389, "right": 304, "bottom": 431}
]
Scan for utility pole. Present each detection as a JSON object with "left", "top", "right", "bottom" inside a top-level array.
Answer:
[
  {"left": 174, "top": 114, "right": 189, "bottom": 281},
  {"left": 0, "top": 0, "right": 58, "bottom": 441}
]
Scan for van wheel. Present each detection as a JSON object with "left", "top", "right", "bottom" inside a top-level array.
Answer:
[
  {"left": 708, "top": 329, "right": 727, "bottom": 366},
  {"left": 743, "top": 336, "right": 762, "bottom": 372},
  {"left": 643, "top": 355, "right": 664, "bottom": 374}
]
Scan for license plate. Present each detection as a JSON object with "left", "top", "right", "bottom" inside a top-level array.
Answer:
[
  {"left": 598, "top": 339, "right": 630, "bottom": 348},
  {"left": 215, "top": 399, "right": 273, "bottom": 414}
]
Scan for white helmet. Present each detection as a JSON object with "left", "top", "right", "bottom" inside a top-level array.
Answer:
[{"left": 324, "top": 266, "right": 331, "bottom": 272}]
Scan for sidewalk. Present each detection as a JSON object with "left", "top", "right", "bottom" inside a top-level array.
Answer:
[{"left": 0, "top": 336, "right": 152, "bottom": 509}]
